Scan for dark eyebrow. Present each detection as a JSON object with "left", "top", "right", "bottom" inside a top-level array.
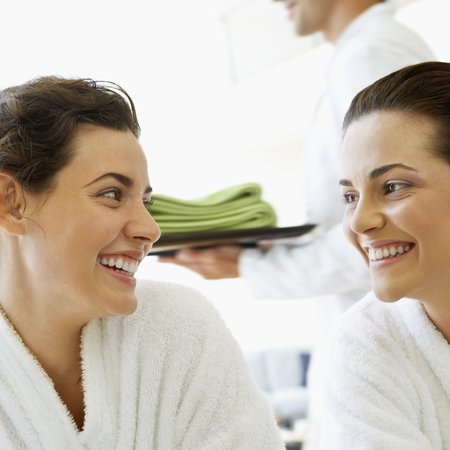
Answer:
[
  {"left": 84, "top": 172, "right": 153, "bottom": 194},
  {"left": 339, "top": 163, "right": 417, "bottom": 187},
  {"left": 369, "top": 163, "right": 417, "bottom": 180},
  {"left": 338, "top": 178, "right": 353, "bottom": 187}
]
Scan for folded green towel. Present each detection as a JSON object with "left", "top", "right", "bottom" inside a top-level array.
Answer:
[{"left": 149, "top": 182, "right": 277, "bottom": 235}]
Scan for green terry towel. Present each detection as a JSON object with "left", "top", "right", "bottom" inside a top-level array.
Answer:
[{"left": 149, "top": 182, "right": 277, "bottom": 235}]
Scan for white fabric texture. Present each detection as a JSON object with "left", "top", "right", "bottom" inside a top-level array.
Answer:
[
  {"left": 0, "top": 280, "right": 285, "bottom": 449},
  {"left": 239, "top": 2, "right": 435, "bottom": 308},
  {"left": 317, "top": 292, "right": 450, "bottom": 449}
]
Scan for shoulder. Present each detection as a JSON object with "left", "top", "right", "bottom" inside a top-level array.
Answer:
[
  {"left": 327, "top": 13, "right": 434, "bottom": 111},
  {"left": 316, "top": 294, "right": 412, "bottom": 411},
  {"left": 325, "top": 293, "right": 413, "bottom": 365},
  {"left": 121, "top": 279, "right": 231, "bottom": 342},
  {"left": 135, "top": 278, "right": 211, "bottom": 312},
  {"left": 319, "top": 293, "right": 440, "bottom": 397},
  {"left": 135, "top": 278, "right": 221, "bottom": 323},
  {"left": 336, "top": 5, "right": 433, "bottom": 61}
]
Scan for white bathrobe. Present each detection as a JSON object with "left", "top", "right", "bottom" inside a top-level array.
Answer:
[
  {"left": 317, "top": 292, "right": 450, "bottom": 450},
  {"left": 0, "top": 280, "right": 284, "bottom": 449}
]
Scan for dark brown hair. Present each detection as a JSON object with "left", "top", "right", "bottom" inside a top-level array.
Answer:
[
  {"left": 343, "top": 61, "right": 450, "bottom": 164},
  {"left": 0, "top": 76, "right": 140, "bottom": 193}
]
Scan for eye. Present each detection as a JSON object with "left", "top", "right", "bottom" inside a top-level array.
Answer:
[
  {"left": 99, "top": 187, "right": 123, "bottom": 202},
  {"left": 143, "top": 198, "right": 154, "bottom": 210},
  {"left": 384, "top": 181, "right": 411, "bottom": 195},
  {"left": 342, "top": 191, "right": 359, "bottom": 205}
]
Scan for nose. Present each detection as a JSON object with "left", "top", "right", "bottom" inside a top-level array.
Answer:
[
  {"left": 125, "top": 202, "right": 161, "bottom": 246},
  {"left": 348, "top": 196, "right": 385, "bottom": 236}
]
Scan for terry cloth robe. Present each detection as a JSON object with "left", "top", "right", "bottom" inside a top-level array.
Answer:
[
  {"left": 317, "top": 292, "right": 450, "bottom": 450},
  {"left": 0, "top": 280, "right": 285, "bottom": 450}
]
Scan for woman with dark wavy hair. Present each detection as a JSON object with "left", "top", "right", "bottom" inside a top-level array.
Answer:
[
  {"left": 317, "top": 61, "right": 450, "bottom": 449},
  {"left": 0, "top": 76, "right": 284, "bottom": 449}
]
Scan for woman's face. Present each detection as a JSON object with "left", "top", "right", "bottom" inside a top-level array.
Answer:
[
  {"left": 341, "top": 111, "right": 450, "bottom": 305},
  {"left": 21, "top": 125, "right": 160, "bottom": 320}
]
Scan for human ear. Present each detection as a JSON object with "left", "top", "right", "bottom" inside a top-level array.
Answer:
[{"left": 0, "top": 172, "right": 26, "bottom": 235}]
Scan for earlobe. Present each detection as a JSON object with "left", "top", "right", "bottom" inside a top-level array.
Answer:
[{"left": 0, "top": 172, "right": 26, "bottom": 236}]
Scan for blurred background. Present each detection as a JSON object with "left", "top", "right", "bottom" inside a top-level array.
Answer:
[{"left": 2, "top": 0, "right": 448, "bottom": 441}]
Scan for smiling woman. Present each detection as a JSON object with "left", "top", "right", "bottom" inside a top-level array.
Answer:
[
  {"left": 0, "top": 76, "right": 284, "bottom": 448},
  {"left": 315, "top": 61, "right": 450, "bottom": 449}
]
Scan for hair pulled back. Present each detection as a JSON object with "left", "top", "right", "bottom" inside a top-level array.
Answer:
[
  {"left": 343, "top": 61, "right": 450, "bottom": 164},
  {"left": 0, "top": 76, "right": 140, "bottom": 193}
]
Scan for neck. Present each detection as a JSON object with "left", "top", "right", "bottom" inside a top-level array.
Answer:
[
  {"left": 0, "top": 262, "right": 87, "bottom": 381},
  {"left": 0, "top": 252, "right": 88, "bottom": 430},
  {"left": 0, "top": 299, "right": 84, "bottom": 380},
  {"left": 424, "top": 302, "right": 450, "bottom": 344},
  {"left": 324, "top": 0, "right": 381, "bottom": 43}
]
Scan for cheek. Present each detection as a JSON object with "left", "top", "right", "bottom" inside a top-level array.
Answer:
[
  {"left": 342, "top": 215, "right": 368, "bottom": 262},
  {"left": 342, "top": 213, "right": 356, "bottom": 245}
]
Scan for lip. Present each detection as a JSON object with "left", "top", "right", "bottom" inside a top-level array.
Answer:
[
  {"left": 361, "top": 239, "right": 414, "bottom": 249},
  {"left": 97, "top": 249, "right": 144, "bottom": 287},
  {"left": 99, "top": 249, "right": 145, "bottom": 262},
  {"left": 98, "top": 262, "right": 137, "bottom": 287}
]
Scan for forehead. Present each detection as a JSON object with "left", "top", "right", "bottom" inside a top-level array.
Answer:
[
  {"left": 66, "top": 125, "right": 149, "bottom": 183},
  {"left": 341, "top": 112, "right": 438, "bottom": 176}
]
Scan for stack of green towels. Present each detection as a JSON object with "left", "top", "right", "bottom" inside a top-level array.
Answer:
[{"left": 148, "top": 182, "right": 277, "bottom": 235}]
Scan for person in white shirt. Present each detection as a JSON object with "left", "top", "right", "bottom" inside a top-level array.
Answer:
[
  {"left": 318, "top": 60, "right": 450, "bottom": 449},
  {"left": 160, "top": 0, "right": 434, "bottom": 314}
]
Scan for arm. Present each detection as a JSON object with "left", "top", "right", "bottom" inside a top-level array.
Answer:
[
  {"left": 159, "top": 36, "right": 431, "bottom": 299},
  {"left": 240, "top": 224, "right": 369, "bottom": 300},
  {"left": 158, "top": 225, "right": 369, "bottom": 300},
  {"left": 158, "top": 245, "right": 241, "bottom": 279}
]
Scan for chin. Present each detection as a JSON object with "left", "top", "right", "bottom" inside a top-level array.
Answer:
[
  {"left": 372, "top": 286, "right": 403, "bottom": 303},
  {"left": 103, "top": 293, "right": 139, "bottom": 317}
]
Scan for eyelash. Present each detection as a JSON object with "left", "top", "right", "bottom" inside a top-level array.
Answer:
[
  {"left": 342, "top": 181, "right": 412, "bottom": 205},
  {"left": 100, "top": 187, "right": 124, "bottom": 202},
  {"left": 144, "top": 198, "right": 154, "bottom": 209},
  {"left": 99, "top": 187, "right": 153, "bottom": 208},
  {"left": 383, "top": 181, "right": 411, "bottom": 194},
  {"left": 342, "top": 192, "right": 358, "bottom": 205}
]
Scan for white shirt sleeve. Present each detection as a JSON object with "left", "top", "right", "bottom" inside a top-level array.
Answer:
[{"left": 239, "top": 224, "right": 369, "bottom": 301}]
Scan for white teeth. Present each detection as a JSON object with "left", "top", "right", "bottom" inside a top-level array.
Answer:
[
  {"left": 369, "top": 244, "right": 413, "bottom": 261},
  {"left": 98, "top": 256, "right": 139, "bottom": 275}
]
